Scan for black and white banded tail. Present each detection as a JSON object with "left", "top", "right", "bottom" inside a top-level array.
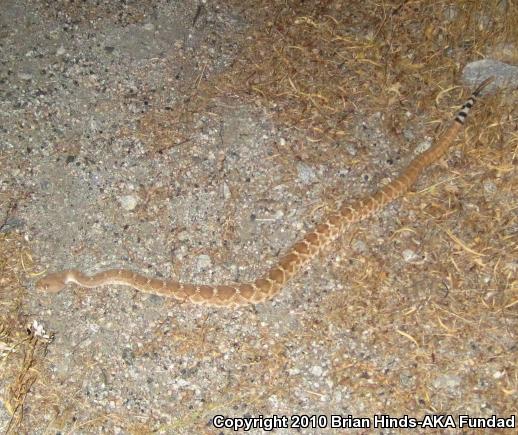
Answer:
[{"left": 455, "top": 77, "right": 494, "bottom": 124}]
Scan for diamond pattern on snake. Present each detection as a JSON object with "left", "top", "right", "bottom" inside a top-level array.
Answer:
[{"left": 36, "top": 78, "right": 493, "bottom": 307}]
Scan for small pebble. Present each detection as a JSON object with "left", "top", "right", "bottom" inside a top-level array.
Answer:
[
  {"left": 177, "top": 230, "right": 190, "bottom": 242},
  {"left": 311, "top": 365, "right": 323, "bottom": 377},
  {"left": 352, "top": 239, "right": 367, "bottom": 253},
  {"left": 119, "top": 195, "right": 138, "bottom": 211},
  {"left": 483, "top": 180, "right": 497, "bottom": 195},
  {"left": 297, "top": 162, "right": 317, "bottom": 184},
  {"left": 432, "top": 374, "right": 462, "bottom": 389},
  {"left": 222, "top": 182, "right": 231, "bottom": 200},
  {"left": 414, "top": 139, "right": 432, "bottom": 154},
  {"left": 196, "top": 254, "right": 212, "bottom": 270},
  {"left": 18, "top": 72, "right": 33, "bottom": 81},
  {"left": 402, "top": 249, "right": 417, "bottom": 262}
]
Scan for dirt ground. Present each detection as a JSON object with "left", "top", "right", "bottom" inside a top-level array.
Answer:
[{"left": 1, "top": 0, "right": 517, "bottom": 433}]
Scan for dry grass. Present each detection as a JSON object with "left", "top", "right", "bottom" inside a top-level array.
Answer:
[
  {"left": 205, "top": 0, "right": 517, "bottom": 419},
  {"left": 133, "top": 0, "right": 518, "bottom": 428},
  {"left": 200, "top": 0, "right": 517, "bottom": 420},
  {"left": 2, "top": 0, "right": 517, "bottom": 431},
  {"left": 0, "top": 230, "right": 52, "bottom": 433},
  {"left": 197, "top": 0, "right": 515, "bottom": 139}
]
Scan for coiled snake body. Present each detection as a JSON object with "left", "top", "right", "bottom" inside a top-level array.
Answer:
[{"left": 36, "top": 79, "right": 493, "bottom": 306}]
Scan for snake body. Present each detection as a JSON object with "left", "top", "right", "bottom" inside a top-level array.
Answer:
[{"left": 36, "top": 79, "right": 492, "bottom": 306}]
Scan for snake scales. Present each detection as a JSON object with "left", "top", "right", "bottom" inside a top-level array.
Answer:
[{"left": 36, "top": 78, "right": 493, "bottom": 306}]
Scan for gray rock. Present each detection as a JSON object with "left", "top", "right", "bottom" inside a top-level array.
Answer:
[
  {"left": 195, "top": 254, "right": 212, "bottom": 270},
  {"left": 463, "top": 59, "right": 518, "bottom": 91},
  {"left": 433, "top": 374, "right": 462, "bottom": 390},
  {"left": 310, "top": 365, "right": 324, "bottom": 377},
  {"left": 297, "top": 162, "right": 317, "bottom": 184},
  {"left": 119, "top": 195, "right": 138, "bottom": 211}
]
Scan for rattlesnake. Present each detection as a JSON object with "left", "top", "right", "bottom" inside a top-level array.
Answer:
[{"left": 36, "top": 78, "right": 493, "bottom": 306}]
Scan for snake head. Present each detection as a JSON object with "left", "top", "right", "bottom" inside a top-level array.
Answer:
[{"left": 35, "top": 273, "right": 67, "bottom": 293}]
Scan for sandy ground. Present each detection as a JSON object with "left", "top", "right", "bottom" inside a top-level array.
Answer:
[{"left": 1, "top": 0, "right": 516, "bottom": 433}]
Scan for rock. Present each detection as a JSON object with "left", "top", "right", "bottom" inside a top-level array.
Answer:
[
  {"left": 463, "top": 60, "right": 518, "bottom": 91},
  {"left": 297, "top": 162, "right": 317, "bottom": 184},
  {"left": 195, "top": 254, "right": 212, "bottom": 270},
  {"left": 222, "top": 181, "right": 231, "bottom": 200},
  {"left": 432, "top": 374, "right": 462, "bottom": 390},
  {"left": 402, "top": 249, "right": 418, "bottom": 262},
  {"left": 483, "top": 180, "right": 497, "bottom": 195},
  {"left": 119, "top": 194, "right": 138, "bottom": 211},
  {"left": 310, "top": 365, "right": 324, "bottom": 377}
]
